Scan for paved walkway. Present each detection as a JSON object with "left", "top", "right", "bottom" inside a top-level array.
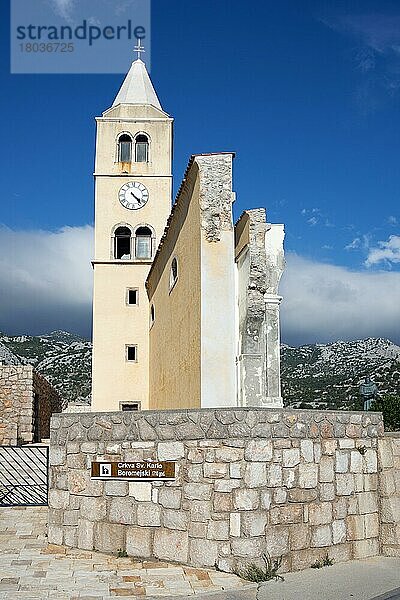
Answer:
[
  {"left": 257, "top": 556, "right": 400, "bottom": 600},
  {"left": 0, "top": 507, "right": 254, "bottom": 599}
]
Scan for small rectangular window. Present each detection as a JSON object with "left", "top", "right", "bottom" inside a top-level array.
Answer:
[
  {"left": 120, "top": 401, "right": 141, "bottom": 411},
  {"left": 127, "top": 288, "right": 138, "bottom": 305},
  {"left": 126, "top": 345, "right": 137, "bottom": 362}
]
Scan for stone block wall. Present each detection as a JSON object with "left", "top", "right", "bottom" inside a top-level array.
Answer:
[
  {"left": 378, "top": 433, "right": 400, "bottom": 557},
  {"left": 49, "top": 408, "right": 388, "bottom": 572},
  {"left": 0, "top": 365, "right": 35, "bottom": 443},
  {"left": 0, "top": 417, "right": 17, "bottom": 446},
  {"left": 0, "top": 365, "right": 63, "bottom": 445}
]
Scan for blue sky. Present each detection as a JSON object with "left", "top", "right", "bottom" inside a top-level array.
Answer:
[{"left": 1, "top": 0, "right": 399, "bottom": 344}]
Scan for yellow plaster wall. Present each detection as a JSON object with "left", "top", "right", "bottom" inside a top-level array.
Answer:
[
  {"left": 92, "top": 263, "right": 151, "bottom": 410},
  {"left": 147, "top": 175, "right": 202, "bottom": 410}
]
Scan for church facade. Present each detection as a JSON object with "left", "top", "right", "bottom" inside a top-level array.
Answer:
[{"left": 91, "top": 53, "right": 284, "bottom": 412}]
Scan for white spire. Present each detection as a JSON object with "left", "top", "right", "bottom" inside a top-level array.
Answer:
[{"left": 112, "top": 42, "right": 162, "bottom": 110}]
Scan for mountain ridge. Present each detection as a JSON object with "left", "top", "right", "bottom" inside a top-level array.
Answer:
[{"left": 1, "top": 332, "right": 399, "bottom": 408}]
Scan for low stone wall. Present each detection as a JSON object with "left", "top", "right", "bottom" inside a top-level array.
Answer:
[
  {"left": 379, "top": 433, "right": 400, "bottom": 557},
  {"left": 48, "top": 407, "right": 394, "bottom": 572}
]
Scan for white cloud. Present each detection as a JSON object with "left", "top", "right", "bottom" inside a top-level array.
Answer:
[
  {"left": 366, "top": 235, "right": 400, "bottom": 267},
  {"left": 345, "top": 237, "right": 361, "bottom": 250},
  {"left": 280, "top": 253, "right": 400, "bottom": 346},
  {"left": 388, "top": 216, "right": 398, "bottom": 226},
  {"left": 49, "top": 0, "right": 75, "bottom": 21},
  {"left": 1, "top": 226, "right": 399, "bottom": 347},
  {"left": 301, "top": 207, "right": 334, "bottom": 228},
  {"left": 326, "top": 14, "right": 400, "bottom": 54},
  {"left": 0, "top": 225, "right": 93, "bottom": 337}
]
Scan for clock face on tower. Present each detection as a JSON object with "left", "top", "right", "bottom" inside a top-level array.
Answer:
[{"left": 118, "top": 182, "right": 149, "bottom": 210}]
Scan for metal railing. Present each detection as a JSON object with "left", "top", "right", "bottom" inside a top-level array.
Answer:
[{"left": 0, "top": 446, "right": 48, "bottom": 506}]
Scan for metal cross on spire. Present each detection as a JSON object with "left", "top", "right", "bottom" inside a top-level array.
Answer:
[{"left": 134, "top": 38, "right": 145, "bottom": 60}]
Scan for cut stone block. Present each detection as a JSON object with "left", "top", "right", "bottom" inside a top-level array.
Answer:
[
  {"left": 308, "top": 502, "right": 332, "bottom": 526},
  {"left": 94, "top": 522, "right": 125, "bottom": 553},
  {"left": 207, "top": 520, "right": 229, "bottom": 540},
  {"left": 80, "top": 497, "right": 107, "bottom": 521},
  {"left": 158, "top": 487, "right": 181, "bottom": 509},
  {"left": 157, "top": 441, "right": 185, "bottom": 460},
  {"left": 77, "top": 518, "right": 94, "bottom": 550},
  {"left": 299, "top": 464, "right": 318, "bottom": 488},
  {"left": 233, "top": 488, "right": 259, "bottom": 510},
  {"left": 128, "top": 482, "right": 152, "bottom": 502},
  {"left": 311, "top": 525, "right": 332, "bottom": 547},
  {"left": 244, "top": 439, "right": 273, "bottom": 461},
  {"left": 189, "top": 538, "right": 218, "bottom": 567},
  {"left": 282, "top": 448, "right": 300, "bottom": 467},
  {"left": 137, "top": 502, "right": 161, "bottom": 527},
  {"left": 153, "top": 528, "right": 189, "bottom": 563},
  {"left": 346, "top": 515, "right": 365, "bottom": 541},
  {"left": 126, "top": 526, "right": 153, "bottom": 558},
  {"left": 109, "top": 497, "right": 136, "bottom": 525},
  {"left": 230, "top": 513, "right": 241, "bottom": 537},
  {"left": 332, "top": 519, "right": 346, "bottom": 544},
  {"left": 241, "top": 512, "right": 268, "bottom": 537},
  {"left": 231, "top": 537, "right": 264, "bottom": 558},
  {"left": 163, "top": 509, "right": 188, "bottom": 531},
  {"left": 244, "top": 462, "right": 267, "bottom": 488},
  {"left": 265, "top": 526, "right": 289, "bottom": 557}
]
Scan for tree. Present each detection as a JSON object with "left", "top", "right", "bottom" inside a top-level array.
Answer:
[{"left": 370, "top": 395, "right": 400, "bottom": 432}]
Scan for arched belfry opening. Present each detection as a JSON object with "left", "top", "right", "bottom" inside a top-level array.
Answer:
[
  {"left": 117, "top": 134, "right": 132, "bottom": 163},
  {"left": 134, "top": 226, "right": 153, "bottom": 259},
  {"left": 114, "top": 226, "right": 132, "bottom": 260},
  {"left": 135, "top": 134, "right": 149, "bottom": 162}
]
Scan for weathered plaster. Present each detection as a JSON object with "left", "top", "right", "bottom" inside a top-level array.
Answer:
[
  {"left": 235, "top": 210, "right": 285, "bottom": 408},
  {"left": 197, "top": 154, "right": 236, "bottom": 408}
]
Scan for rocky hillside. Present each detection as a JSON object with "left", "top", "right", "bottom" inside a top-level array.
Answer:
[
  {"left": 282, "top": 338, "right": 400, "bottom": 410},
  {"left": 1, "top": 332, "right": 399, "bottom": 410},
  {"left": 0, "top": 331, "right": 92, "bottom": 405}
]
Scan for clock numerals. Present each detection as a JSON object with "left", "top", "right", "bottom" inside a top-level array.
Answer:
[{"left": 118, "top": 182, "right": 149, "bottom": 210}]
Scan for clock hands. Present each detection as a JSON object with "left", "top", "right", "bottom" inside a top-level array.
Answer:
[
  {"left": 120, "top": 182, "right": 148, "bottom": 209},
  {"left": 131, "top": 190, "right": 142, "bottom": 203}
]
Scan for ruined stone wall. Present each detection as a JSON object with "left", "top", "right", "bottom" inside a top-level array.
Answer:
[
  {"left": 235, "top": 210, "right": 285, "bottom": 408},
  {"left": 0, "top": 365, "right": 35, "bottom": 444},
  {"left": 0, "top": 365, "right": 63, "bottom": 445},
  {"left": 49, "top": 408, "right": 387, "bottom": 572},
  {"left": 378, "top": 433, "right": 400, "bottom": 557},
  {"left": 33, "top": 372, "right": 64, "bottom": 441}
]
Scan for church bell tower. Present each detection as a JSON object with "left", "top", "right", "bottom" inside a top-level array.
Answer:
[{"left": 91, "top": 43, "right": 173, "bottom": 411}]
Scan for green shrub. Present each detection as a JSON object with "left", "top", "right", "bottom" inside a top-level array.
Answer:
[
  {"left": 370, "top": 395, "right": 400, "bottom": 431},
  {"left": 311, "top": 554, "right": 334, "bottom": 569},
  {"left": 234, "top": 553, "right": 284, "bottom": 582}
]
